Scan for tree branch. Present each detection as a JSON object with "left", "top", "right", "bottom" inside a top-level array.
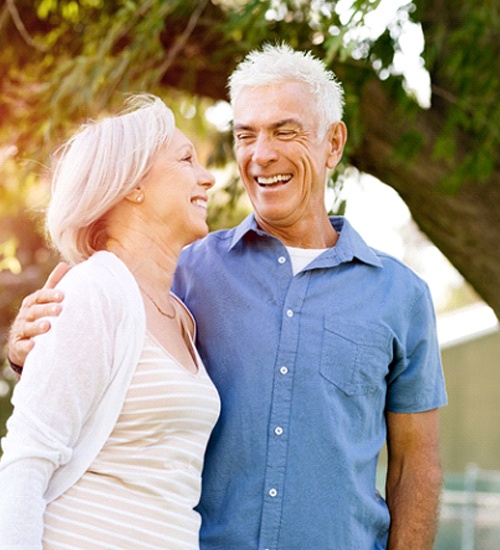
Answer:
[
  {"left": 5, "top": 0, "right": 47, "bottom": 51},
  {"left": 156, "top": 0, "right": 210, "bottom": 79}
]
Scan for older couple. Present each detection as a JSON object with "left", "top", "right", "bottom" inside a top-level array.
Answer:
[{"left": 2, "top": 44, "right": 445, "bottom": 549}]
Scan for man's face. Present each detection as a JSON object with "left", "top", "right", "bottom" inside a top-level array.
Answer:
[{"left": 232, "top": 80, "right": 343, "bottom": 236}]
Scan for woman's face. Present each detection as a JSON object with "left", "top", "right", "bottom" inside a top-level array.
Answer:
[{"left": 140, "top": 128, "right": 215, "bottom": 247}]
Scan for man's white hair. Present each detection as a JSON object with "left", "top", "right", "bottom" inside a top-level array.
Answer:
[{"left": 228, "top": 43, "right": 344, "bottom": 136}]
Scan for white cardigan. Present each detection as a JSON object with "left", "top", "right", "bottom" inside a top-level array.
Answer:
[{"left": 0, "top": 251, "right": 146, "bottom": 547}]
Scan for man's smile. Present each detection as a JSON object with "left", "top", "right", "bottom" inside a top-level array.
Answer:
[{"left": 255, "top": 174, "right": 292, "bottom": 187}]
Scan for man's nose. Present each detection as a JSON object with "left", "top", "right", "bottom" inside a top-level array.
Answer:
[{"left": 252, "top": 133, "right": 278, "bottom": 165}]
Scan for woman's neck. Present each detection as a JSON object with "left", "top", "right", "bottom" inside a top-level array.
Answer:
[{"left": 106, "top": 234, "right": 178, "bottom": 298}]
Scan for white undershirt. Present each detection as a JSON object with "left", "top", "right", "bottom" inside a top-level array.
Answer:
[{"left": 286, "top": 246, "right": 328, "bottom": 276}]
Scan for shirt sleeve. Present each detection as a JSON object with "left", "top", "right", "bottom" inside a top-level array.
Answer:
[
  {"left": 386, "top": 285, "right": 448, "bottom": 413},
  {"left": 0, "top": 269, "right": 117, "bottom": 546}
]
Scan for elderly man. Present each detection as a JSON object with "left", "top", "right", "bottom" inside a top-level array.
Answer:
[{"left": 8, "top": 44, "right": 446, "bottom": 549}]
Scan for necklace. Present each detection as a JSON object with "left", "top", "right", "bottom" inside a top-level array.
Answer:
[{"left": 139, "top": 286, "right": 176, "bottom": 319}]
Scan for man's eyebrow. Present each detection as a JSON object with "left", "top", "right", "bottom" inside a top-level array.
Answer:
[
  {"left": 232, "top": 123, "right": 252, "bottom": 132},
  {"left": 269, "top": 118, "right": 303, "bottom": 130},
  {"left": 232, "top": 118, "right": 303, "bottom": 132}
]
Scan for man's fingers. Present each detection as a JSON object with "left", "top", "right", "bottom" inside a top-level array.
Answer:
[
  {"left": 23, "top": 302, "right": 62, "bottom": 322},
  {"left": 43, "top": 262, "right": 70, "bottom": 290},
  {"left": 10, "top": 316, "right": 51, "bottom": 342},
  {"left": 6, "top": 263, "right": 68, "bottom": 368},
  {"left": 8, "top": 337, "right": 35, "bottom": 367},
  {"left": 8, "top": 292, "right": 62, "bottom": 368},
  {"left": 8, "top": 319, "right": 51, "bottom": 366},
  {"left": 20, "top": 319, "right": 52, "bottom": 338},
  {"left": 22, "top": 288, "right": 64, "bottom": 309}
]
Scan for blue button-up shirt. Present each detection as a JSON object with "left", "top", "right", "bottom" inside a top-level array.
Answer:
[{"left": 173, "top": 215, "right": 447, "bottom": 550}]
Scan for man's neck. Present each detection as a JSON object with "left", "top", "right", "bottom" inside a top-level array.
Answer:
[{"left": 256, "top": 215, "right": 339, "bottom": 249}]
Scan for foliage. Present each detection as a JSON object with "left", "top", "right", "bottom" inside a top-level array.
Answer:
[
  {"left": 416, "top": 0, "right": 499, "bottom": 191},
  {"left": 1, "top": 0, "right": 498, "bottom": 180}
]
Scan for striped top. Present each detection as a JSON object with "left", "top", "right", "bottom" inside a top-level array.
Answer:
[{"left": 42, "top": 331, "right": 220, "bottom": 549}]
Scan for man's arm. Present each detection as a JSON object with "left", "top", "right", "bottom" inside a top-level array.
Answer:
[
  {"left": 7, "top": 262, "right": 69, "bottom": 367},
  {"left": 385, "top": 409, "right": 442, "bottom": 550}
]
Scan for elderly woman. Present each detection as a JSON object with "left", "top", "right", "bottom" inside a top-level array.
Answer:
[{"left": 0, "top": 95, "right": 220, "bottom": 548}]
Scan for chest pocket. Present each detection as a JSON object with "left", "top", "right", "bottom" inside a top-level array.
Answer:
[{"left": 320, "top": 318, "right": 392, "bottom": 396}]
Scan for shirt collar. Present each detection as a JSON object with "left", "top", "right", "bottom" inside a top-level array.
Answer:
[
  {"left": 229, "top": 214, "right": 382, "bottom": 268},
  {"left": 229, "top": 213, "right": 261, "bottom": 248}
]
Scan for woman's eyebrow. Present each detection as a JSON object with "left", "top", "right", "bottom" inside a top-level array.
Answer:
[{"left": 177, "top": 144, "right": 195, "bottom": 156}]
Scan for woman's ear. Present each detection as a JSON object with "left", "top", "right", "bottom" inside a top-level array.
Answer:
[
  {"left": 124, "top": 187, "right": 145, "bottom": 204},
  {"left": 326, "top": 122, "right": 347, "bottom": 169}
]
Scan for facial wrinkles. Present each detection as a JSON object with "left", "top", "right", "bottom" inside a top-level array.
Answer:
[
  {"left": 254, "top": 152, "right": 318, "bottom": 234},
  {"left": 237, "top": 87, "right": 324, "bottom": 185},
  {"left": 294, "top": 128, "right": 325, "bottom": 184}
]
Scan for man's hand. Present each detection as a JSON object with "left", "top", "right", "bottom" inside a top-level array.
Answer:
[{"left": 7, "top": 262, "right": 70, "bottom": 367}]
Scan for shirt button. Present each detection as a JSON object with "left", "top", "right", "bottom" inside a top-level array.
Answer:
[
  {"left": 275, "top": 426, "right": 283, "bottom": 435},
  {"left": 280, "top": 366, "right": 288, "bottom": 375},
  {"left": 286, "top": 309, "right": 293, "bottom": 317},
  {"left": 269, "top": 488, "right": 277, "bottom": 497},
  {"left": 278, "top": 256, "right": 286, "bottom": 264}
]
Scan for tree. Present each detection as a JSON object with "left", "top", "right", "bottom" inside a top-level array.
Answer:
[
  {"left": 352, "top": 0, "right": 500, "bottom": 316},
  {"left": 1, "top": 0, "right": 499, "bottom": 333}
]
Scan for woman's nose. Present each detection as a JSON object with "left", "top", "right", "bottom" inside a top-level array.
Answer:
[{"left": 200, "top": 167, "right": 215, "bottom": 189}]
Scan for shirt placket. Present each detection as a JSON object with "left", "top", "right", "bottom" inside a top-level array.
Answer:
[{"left": 259, "top": 253, "right": 308, "bottom": 550}]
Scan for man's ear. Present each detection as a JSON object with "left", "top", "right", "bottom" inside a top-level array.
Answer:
[
  {"left": 326, "top": 122, "right": 347, "bottom": 169},
  {"left": 124, "top": 187, "right": 145, "bottom": 204}
]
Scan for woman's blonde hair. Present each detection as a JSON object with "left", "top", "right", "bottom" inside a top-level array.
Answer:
[{"left": 46, "top": 94, "right": 175, "bottom": 264}]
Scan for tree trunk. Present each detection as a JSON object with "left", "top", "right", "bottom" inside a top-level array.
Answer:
[{"left": 352, "top": 79, "right": 500, "bottom": 318}]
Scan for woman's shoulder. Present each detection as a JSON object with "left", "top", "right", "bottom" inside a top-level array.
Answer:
[
  {"left": 57, "top": 251, "right": 141, "bottom": 312},
  {"left": 60, "top": 251, "right": 134, "bottom": 287}
]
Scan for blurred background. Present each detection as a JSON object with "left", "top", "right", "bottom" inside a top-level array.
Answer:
[{"left": 1, "top": 1, "right": 499, "bottom": 548}]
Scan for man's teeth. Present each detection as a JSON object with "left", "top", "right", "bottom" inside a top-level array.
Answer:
[
  {"left": 257, "top": 174, "right": 291, "bottom": 186},
  {"left": 192, "top": 199, "right": 207, "bottom": 208}
]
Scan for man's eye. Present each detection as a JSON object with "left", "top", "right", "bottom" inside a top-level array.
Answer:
[
  {"left": 276, "top": 130, "right": 295, "bottom": 139},
  {"left": 235, "top": 134, "right": 254, "bottom": 142},
  {"left": 182, "top": 155, "right": 193, "bottom": 163}
]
